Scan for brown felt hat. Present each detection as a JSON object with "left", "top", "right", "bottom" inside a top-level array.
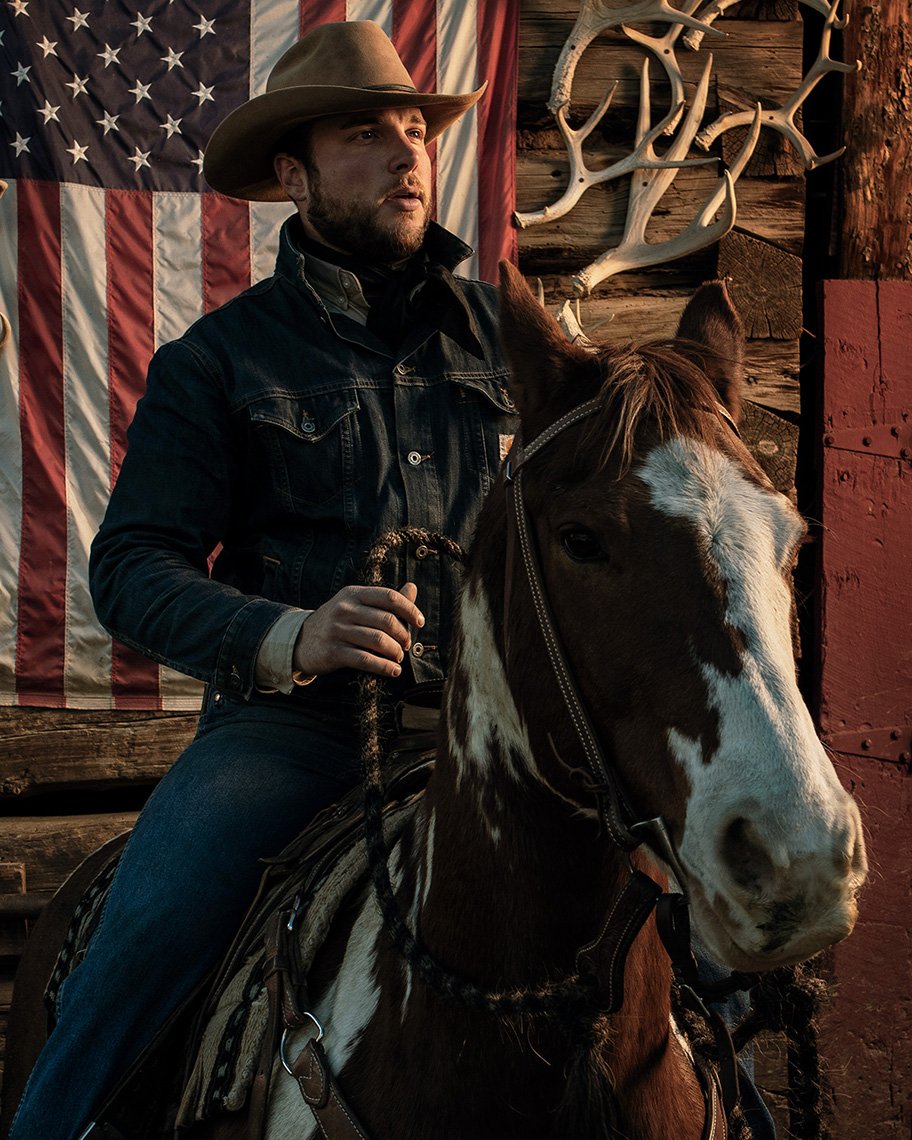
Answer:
[{"left": 204, "top": 20, "right": 486, "bottom": 202}]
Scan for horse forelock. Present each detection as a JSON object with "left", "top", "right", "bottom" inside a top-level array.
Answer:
[{"left": 577, "top": 340, "right": 730, "bottom": 477}]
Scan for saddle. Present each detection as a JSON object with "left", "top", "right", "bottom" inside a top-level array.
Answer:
[{"left": 48, "top": 720, "right": 437, "bottom": 1140}]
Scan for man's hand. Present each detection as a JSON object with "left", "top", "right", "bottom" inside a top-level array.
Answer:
[{"left": 293, "top": 582, "right": 423, "bottom": 679}]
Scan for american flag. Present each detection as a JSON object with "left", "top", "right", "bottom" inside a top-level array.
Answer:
[{"left": 0, "top": 0, "right": 519, "bottom": 710}]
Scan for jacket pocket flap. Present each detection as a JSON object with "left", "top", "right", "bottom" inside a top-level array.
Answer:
[
  {"left": 248, "top": 390, "right": 360, "bottom": 442},
  {"left": 450, "top": 374, "right": 517, "bottom": 415}
]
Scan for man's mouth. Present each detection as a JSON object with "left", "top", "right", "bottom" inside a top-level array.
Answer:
[{"left": 385, "top": 185, "right": 426, "bottom": 212}]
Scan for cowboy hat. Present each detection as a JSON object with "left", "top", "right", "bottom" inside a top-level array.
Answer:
[{"left": 204, "top": 20, "right": 486, "bottom": 202}]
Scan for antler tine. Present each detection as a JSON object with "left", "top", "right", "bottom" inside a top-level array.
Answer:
[
  {"left": 692, "top": 104, "right": 762, "bottom": 229},
  {"left": 684, "top": 0, "right": 836, "bottom": 52},
  {"left": 623, "top": 0, "right": 704, "bottom": 135},
  {"left": 514, "top": 58, "right": 716, "bottom": 229},
  {"left": 546, "top": 0, "right": 724, "bottom": 118},
  {"left": 694, "top": 0, "right": 856, "bottom": 168},
  {"left": 571, "top": 55, "right": 730, "bottom": 294}
]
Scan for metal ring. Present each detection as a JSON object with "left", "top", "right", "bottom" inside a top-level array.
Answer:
[{"left": 279, "top": 1015, "right": 325, "bottom": 1075}]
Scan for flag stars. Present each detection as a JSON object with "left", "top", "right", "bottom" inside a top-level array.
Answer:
[
  {"left": 160, "top": 113, "right": 182, "bottom": 139},
  {"left": 130, "top": 12, "right": 153, "bottom": 36},
  {"left": 96, "top": 111, "right": 119, "bottom": 134},
  {"left": 66, "top": 8, "right": 89, "bottom": 31},
  {"left": 161, "top": 47, "right": 184, "bottom": 71},
  {"left": 192, "top": 83, "right": 214, "bottom": 105},
  {"left": 129, "top": 79, "right": 152, "bottom": 103},
  {"left": 37, "top": 35, "right": 58, "bottom": 58},
  {"left": 98, "top": 44, "right": 121, "bottom": 67},
  {"left": 193, "top": 16, "right": 215, "bottom": 37},
  {"left": 11, "top": 62, "right": 31, "bottom": 85},
  {"left": 10, "top": 132, "right": 30, "bottom": 156},
  {"left": 128, "top": 147, "right": 151, "bottom": 171},
  {"left": 38, "top": 100, "right": 61, "bottom": 124},
  {"left": 9, "top": 0, "right": 28, "bottom": 16},
  {"left": 66, "top": 140, "right": 89, "bottom": 164},
  {"left": 65, "top": 74, "right": 89, "bottom": 98}
]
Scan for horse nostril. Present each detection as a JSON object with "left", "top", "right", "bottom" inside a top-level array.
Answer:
[{"left": 720, "top": 815, "right": 777, "bottom": 891}]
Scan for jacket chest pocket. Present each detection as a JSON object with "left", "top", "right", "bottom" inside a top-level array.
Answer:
[
  {"left": 248, "top": 390, "right": 362, "bottom": 512},
  {"left": 450, "top": 374, "right": 519, "bottom": 485}
]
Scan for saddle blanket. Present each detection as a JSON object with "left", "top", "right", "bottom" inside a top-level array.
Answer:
[{"left": 45, "top": 758, "right": 431, "bottom": 1126}]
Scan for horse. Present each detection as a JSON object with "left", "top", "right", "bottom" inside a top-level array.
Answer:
[{"left": 6, "top": 263, "right": 866, "bottom": 1140}]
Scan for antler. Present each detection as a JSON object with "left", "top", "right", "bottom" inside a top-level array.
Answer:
[
  {"left": 571, "top": 59, "right": 761, "bottom": 293},
  {"left": 515, "top": 0, "right": 723, "bottom": 229},
  {"left": 694, "top": 0, "right": 856, "bottom": 170}
]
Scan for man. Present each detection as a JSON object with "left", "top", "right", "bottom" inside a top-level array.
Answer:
[{"left": 8, "top": 21, "right": 515, "bottom": 1139}]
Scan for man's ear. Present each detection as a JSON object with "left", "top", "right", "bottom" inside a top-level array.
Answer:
[
  {"left": 498, "top": 261, "right": 600, "bottom": 437},
  {"left": 675, "top": 280, "right": 745, "bottom": 421},
  {"left": 273, "top": 153, "right": 308, "bottom": 204}
]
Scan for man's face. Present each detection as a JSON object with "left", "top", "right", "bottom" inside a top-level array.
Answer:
[{"left": 292, "top": 107, "right": 433, "bottom": 263}]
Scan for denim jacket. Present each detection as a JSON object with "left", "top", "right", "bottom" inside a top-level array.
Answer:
[{"left": 89, "top": 217, "right": 517, "bottom": 703}]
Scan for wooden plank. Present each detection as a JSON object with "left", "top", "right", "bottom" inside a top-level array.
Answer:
[
  {"left": 0, "top": 709, "right": 196, "bottom": 799},
  {"left": 818, "top": 756, "right": 912, "bottom": 1139},
  {"left": 0, "top": 814, "right": 136, "bottom": 896}
]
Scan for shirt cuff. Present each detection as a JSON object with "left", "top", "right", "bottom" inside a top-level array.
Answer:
[{"left": 254, "top": 609, "right": 312, "bottom": 694}]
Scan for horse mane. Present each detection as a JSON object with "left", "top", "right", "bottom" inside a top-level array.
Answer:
[{"left": 577, "top": 339, "right": 731, "bottom": 476}]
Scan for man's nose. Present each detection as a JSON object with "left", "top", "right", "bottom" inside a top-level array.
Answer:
[{"left": 388, "top": 134, "right": 420, "bottom": 173}]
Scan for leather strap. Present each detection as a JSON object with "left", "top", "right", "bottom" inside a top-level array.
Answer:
[
  {"left": 575, "top": 870, "right": 663, "bottom": 1014},
  {"left": 286, "top": 1038, "right": 370, "bottom": 1140}
]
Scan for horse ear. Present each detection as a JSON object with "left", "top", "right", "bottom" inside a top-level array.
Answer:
[
  {"left": 498, "top": 261, "right": 598, "bottom": 427},
  {"left": 675, "top": 280, "right": 745, "bottom": 421}
]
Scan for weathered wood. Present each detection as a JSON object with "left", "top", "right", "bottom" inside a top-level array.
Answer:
[
  {"left": 718, "top": 231, "right": 803, "bottom": 339},
  {"left": 0, "top": 708, "right": 196, "bottom": 799},
  {"left": 841, "top": 0, "right": 912, "bottom": 278},
  {"left": 0, "top": 814, "right": 136, "bottom": 896}
]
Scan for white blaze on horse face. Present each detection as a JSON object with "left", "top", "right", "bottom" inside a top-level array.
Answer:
[{"left": 637, "top": 437, "right": 865, "bottom": 968}]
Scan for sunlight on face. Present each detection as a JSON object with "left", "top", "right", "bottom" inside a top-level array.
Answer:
[{"left": 300, "top": 107, "right": 433, "bottom": 263}]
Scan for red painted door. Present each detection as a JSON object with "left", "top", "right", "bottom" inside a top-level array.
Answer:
[{"left": 816, "top": 280, "right": 912, "bottom": 1138}]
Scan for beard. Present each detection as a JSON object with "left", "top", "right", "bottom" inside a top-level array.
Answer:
[{"left": 305, "top": 170, "right": 430, "bottom": 264}]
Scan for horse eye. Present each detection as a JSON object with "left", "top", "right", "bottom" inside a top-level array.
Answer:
[{"left": 560, "top": 526, "right": 604, "bottom": 562}]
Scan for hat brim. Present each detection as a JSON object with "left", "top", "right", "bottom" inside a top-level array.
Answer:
[{"left": 204, "top": 83, "right": 487, "bottom": 202}]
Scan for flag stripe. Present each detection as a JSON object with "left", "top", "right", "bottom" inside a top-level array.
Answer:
[
  {"left": 251, "top": 0, "right": 300, "bottom": 99},
  {"left": 476, "top": 0, "right": 519, "bottom": 282},
  {"left": 0, "top": 179, "right": 22, "bottom": 696},
  {"left": 202, "top": 194, "right": 252, "bottom": 314},
  {"left": 154, "top": 193, "right": 205, "bottom": 350},
  {"left": 300, "top": 0, "right": 347, "bottom": 34},
  {"left": 346, "top": 0, "right": 393, "bottom": 34},
  {"left": 15, "top": 180, "right": 68, "bottom": 705},
  {"left": 436, "top": 0, "right": 480, "bottom": 279},
  {"left": 251, "top": 201, "right": 291, "bottom": 284},
  {"left": 61, "top": 183, "right": 115, "bottom": 705},
  {"left": 106, "top": 190, "right": 163, "bottom": 707}
]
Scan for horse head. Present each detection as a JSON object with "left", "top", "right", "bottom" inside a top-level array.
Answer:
[{"left": 490, "top": 261, "right": 866, "bottom": 973}]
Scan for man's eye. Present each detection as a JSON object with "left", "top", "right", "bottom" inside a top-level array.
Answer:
[{"left": 560, "top": 527, "right": 605, "bottom": 563}]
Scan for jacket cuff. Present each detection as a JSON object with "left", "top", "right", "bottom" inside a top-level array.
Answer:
[{"left": 215, "top": 597, "right": 293, "bottom": 700}]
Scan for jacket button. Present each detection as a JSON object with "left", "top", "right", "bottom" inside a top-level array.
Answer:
[
  {"left": 228, "top": 667, "right": 242, "bottom": 690},
  {"left": 301, "top": 419, "right": 316, "bottom": 434},
  {"left": 415, "top": 544, "right": 429, "bottom": 560},
  {"left": 213, "top": 691, "right": 222, "bottom": 704},
  {"left": 411, "top": 642, "right": 424, "bottom": 658},
  {"left": 407, "top": 450, "right": 423, "bottom": 466}
]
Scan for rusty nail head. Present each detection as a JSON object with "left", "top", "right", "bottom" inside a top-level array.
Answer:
[
  {"left": 890, "top": 729, "right": 901, "bottom": 740},
  {"left": 902, "top": 752, "right": 912, "bottom": 764},
  {"left": 862, "top": 436, "right": 872, "bottom": 446},
  {"left": 823, "top": 434, "right": 834, "bottom": 446},
  {"left": 861, "top": 738, "right": 872, "bottom": 750},
  {"left": 891, "top": 426, "right": 900, "bottom": 437},
  {"left": 839, "top": 471, "right": 850, "bottom": 482},
  {"left": 901, "top": 448, "right": 911, "bottom": 460}
]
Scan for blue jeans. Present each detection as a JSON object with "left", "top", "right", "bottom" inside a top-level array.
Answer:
[{"left": 8, "top": 693, "right": 363, "bottom": 1140}]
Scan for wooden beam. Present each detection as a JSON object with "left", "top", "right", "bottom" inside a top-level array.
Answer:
[{"left": 841, "top": 0, "right": 912, "bottom": 279}]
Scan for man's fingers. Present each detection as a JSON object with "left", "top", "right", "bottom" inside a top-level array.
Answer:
[
  {"left": 398, "top": 581, "right": 418, "bottom": 606},
  {"left": 357, "top": 585, "right": 424, "bottom": 630}
]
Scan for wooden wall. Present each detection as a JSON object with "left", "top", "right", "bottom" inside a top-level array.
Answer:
[{"left": 1, "top": 0, "right": 814, "bottom": 1122}]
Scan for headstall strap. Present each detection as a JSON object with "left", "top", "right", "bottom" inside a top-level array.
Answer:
[{"left": 504, "top": 399, "right": 639, "bottom": 850}]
